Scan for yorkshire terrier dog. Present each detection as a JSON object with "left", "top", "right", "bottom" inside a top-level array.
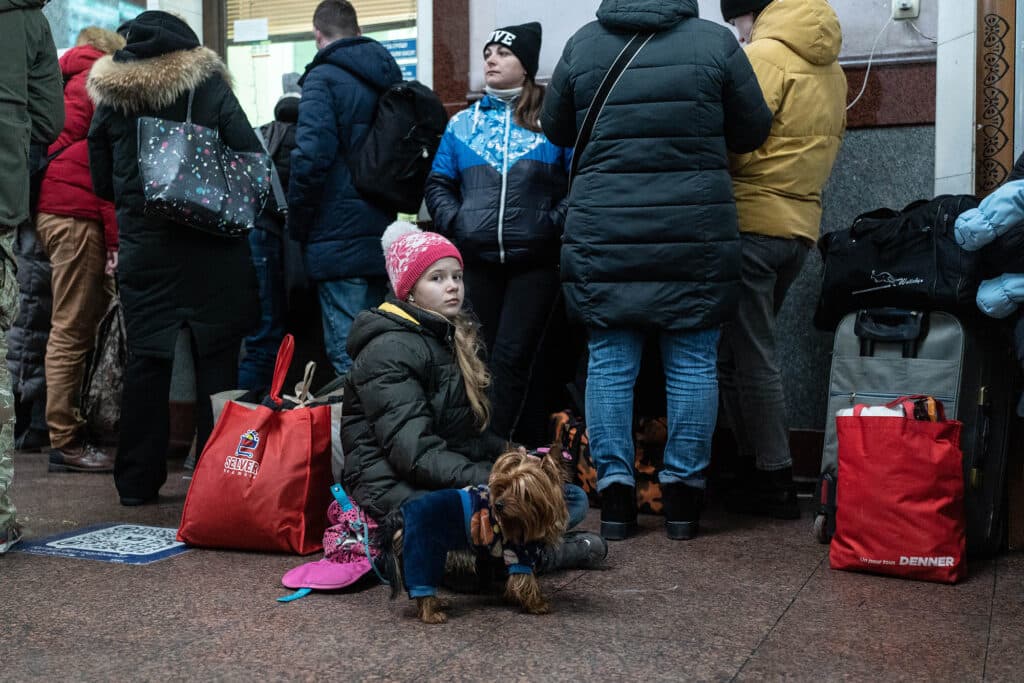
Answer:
[{"left": 380, "top": 447, "right": 569, "bottom": 624}]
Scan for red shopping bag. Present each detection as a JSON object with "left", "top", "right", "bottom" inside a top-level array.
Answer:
[
  {"left": 830, "top": 396, "right": 966, "bottom": 583},
  {"left": 177, "top": 335, "right": 333, "bottom": 554}
]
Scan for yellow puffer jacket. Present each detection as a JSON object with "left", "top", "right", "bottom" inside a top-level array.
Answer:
[{"left": 729, "top": 0, "right": 848, "bottom": 243}]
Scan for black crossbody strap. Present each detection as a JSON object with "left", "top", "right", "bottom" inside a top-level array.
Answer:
[
  {"left": 569, "top": 31, "right": 654, "bottom": 187},
  {"left": 254, "top": 126, "right": 288, "bottom": 214}
]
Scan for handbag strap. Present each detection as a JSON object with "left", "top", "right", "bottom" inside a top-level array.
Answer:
[
  {"left": 283, "top": 361, "right": 317, "bottom": 405},
  {"left": 569, "top": 31, "right": 654, "bottom": 188},
  {"left": 269, "top": 334, "right": 296, "bottom": 405},
  {"left": 254, "top": 126, "right": 288, "bottom": 214},
  {"left": 185, "top": 89, "right": 194, "bottom": 124}
]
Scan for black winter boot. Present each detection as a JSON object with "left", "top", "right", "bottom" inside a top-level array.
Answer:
[
  {"left": 599, "top": 484, "right": 637, "bottom": 540},
  {"left": 727, "top": 466, "right": 800, "bottom": 520},
  {"left": 538, "top": 531, "right": 609, "bottom": 572},
  {"left": 661, "top": 482, "right": 703, "bottom": 540}
]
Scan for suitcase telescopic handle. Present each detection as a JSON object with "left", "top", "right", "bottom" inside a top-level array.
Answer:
[{"left": 854, "top": 308, "right": 925, "bottom": 358}]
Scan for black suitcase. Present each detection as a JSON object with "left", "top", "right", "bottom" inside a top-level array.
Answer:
[{"left": 815, "top": 308, "right": 1016, "bottom": 555}]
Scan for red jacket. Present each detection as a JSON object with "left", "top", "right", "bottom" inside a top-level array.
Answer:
[{"left": 36, "top": 45, "right": 118, "bottom": 250}]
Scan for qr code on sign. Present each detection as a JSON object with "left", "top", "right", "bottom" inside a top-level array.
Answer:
[{"left": 48, "top": 525, "right": 184, "bottom": 556}]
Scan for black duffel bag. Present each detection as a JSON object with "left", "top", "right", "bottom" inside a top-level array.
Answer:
[{"left": 814, "top": 195, "right": 981, "bottom": 330}]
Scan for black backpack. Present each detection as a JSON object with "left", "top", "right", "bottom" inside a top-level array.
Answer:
[{"left": 347, "top": 79, "right": 448, "bottom": 214}]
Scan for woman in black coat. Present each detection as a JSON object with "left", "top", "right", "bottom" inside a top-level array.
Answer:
[{"left": 87, "top": 11, "right": 260, "bottom": 505}]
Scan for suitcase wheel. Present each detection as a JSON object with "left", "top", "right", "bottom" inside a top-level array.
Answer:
[{"left": 813, "top": 513, "right": 830, "bottom": 544}]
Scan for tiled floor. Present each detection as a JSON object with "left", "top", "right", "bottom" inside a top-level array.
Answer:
[{"left": 2, "top": 451, "right": 1022, "bottom": 681}]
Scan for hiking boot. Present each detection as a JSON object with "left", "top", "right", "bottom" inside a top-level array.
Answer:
[
  {"left": 48, "top": 444, "right": 114, "bottom": 473},
  {"left": 599, "top": 484, "right": 637, "bottom": 541},
  {"left": 539, "top": 531, "right": 608, "bottom": 572},
  {"left": 0, "top": 522, "right": 23, "bottom": 553},
  {"left": 661, "top": 482, "right": 703, "bottom": 540},
  {"left": 727, "top": 466, "right": 800, "bottom": 520}
]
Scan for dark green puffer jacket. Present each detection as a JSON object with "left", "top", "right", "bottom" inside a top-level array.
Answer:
[
  {"left": 0, "top": 0, "right": 63, "bottom": 228},
  {"left": 541, "top": 0, "right": 773, "bottom": 331},
  {"left": 340, "top": 299, "right": 507, "bottom": 519}
]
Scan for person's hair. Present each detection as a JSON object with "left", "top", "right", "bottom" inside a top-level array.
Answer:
[
  {"left": 75, "top": 26, "right": 126, "bottom": 54},
  {"left": 452, "top": 313, "right": 491, "bottom": 430},
  {"left": 514, "top": 78, "right": 545, "bottom": 133},
  {"left": 313, "top": 0, "right": 360, "bottom": 40}
]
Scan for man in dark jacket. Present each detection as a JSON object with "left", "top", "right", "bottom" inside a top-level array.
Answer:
[
  {"left": 287, "top": 0, "right": 402, "bottom": 377},
  {"left": 0, "top": 0, "right": 63, "bottom": 551},
  {"left": 541, "top": 0, "right": 772, "bottom": 542}
]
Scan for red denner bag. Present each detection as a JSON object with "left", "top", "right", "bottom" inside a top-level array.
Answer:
[
  {"left": 177, "top": 335, "right": 333, "bottom": 554},
  {"left": 830, "top": 396, "right": 967, "bottom": 583}
]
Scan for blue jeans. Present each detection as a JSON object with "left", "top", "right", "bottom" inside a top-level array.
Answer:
[
  {"left": 318, "top": 277, "right": 388, "bottom": 376},
  {"left": 238, "top": 229, "right": 286, "bottom": 392},
  {"left": 564, "top": 483, "right": 589, "bottom": 529},
  {"left": 586, "top": 327, "right": 721, "bottom": 491}
]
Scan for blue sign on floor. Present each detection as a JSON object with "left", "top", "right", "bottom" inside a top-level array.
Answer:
[{"left": 14, "top": 524, "right": 190, "bottom": 565}]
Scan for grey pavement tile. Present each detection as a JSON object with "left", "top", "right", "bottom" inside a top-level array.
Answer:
[
  {"left": 378, "top": 606, "right": 752, "bottom": 683},
  {"left": 983, "top": 611, "right": 1024, "bottom": 682},
  {"left": 565, "top": 561, "right": 809, "bottom": 651},
  {"left": 734, "top": 594, "right": 990, "bottom": 682},
  {"left": 993, "top": 552, "right": 1024, "bottom": 615},
  {"left": 3, "top": 632, "right": 326, "bottom": 682},
  {"left": 801, "top": 553, "right": 997, "bottom": 617}
]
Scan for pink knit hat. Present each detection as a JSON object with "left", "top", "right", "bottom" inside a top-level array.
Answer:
[{"left": 382, "top": 221, "right": 463, "bottom": 301}]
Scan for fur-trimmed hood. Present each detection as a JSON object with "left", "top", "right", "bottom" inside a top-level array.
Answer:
[{"left": 87, "top": 46, "right": 232, "bottom": 114}]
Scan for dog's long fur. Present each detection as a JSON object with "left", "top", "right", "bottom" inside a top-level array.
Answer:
[{"left": 381, "top": 447, "right": 569, "bottom": 623}]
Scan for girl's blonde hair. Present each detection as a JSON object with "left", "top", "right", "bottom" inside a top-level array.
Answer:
[{"left": 452, "top": 312, "right": 491, "bottom": 430}]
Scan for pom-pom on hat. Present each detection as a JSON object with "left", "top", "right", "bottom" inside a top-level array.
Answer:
[{"left": 382, "top": 221, "right": 463, "bottom": 301}]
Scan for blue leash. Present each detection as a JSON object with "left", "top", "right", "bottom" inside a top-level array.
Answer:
[{"left": 277, "top": 484, "right": 387, "bottom": 603}]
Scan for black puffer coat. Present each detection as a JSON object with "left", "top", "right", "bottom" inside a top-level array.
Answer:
[
  {"left": 87, "top": 13, "right": 259, "bottom": 359},
  {"left": 540, "top": 0, "right": 772, "bottom": 331},
  {"left": 5, "top": 222, "right": 50, "bottom": 404},
  {"left": 341, "top": 299, "right": 507, "bottom": 519}
]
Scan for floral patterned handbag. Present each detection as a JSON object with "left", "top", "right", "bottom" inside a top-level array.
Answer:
[{"left": 137, "top": 89, "right": 270, "bottom": 238}]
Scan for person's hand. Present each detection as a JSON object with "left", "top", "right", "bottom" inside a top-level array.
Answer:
[{"left": 105, "top": 249, "right": 118, "bottom": 276}]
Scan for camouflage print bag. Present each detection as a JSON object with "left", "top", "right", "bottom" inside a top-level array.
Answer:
[
  {"left": 549, "top": 410, "right": 667, "bottom": 515},
  {"left": 81, "top": 295, "right": 126, "bottom": 446}
]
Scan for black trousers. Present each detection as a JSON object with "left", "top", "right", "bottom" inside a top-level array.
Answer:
[
  {"left": 464, "top": 263, "right": 560, "bottom": 445},
  {"left": 115, "top": 332, "right": 239, "bottom": 499}
]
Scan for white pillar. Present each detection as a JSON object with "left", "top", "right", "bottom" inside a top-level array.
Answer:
[
  {"left": 417, "top": 0, "right": 433, "bottom": 87},
  {"left": 933, "top": 0, "right": 978, "bottom": 195}
]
